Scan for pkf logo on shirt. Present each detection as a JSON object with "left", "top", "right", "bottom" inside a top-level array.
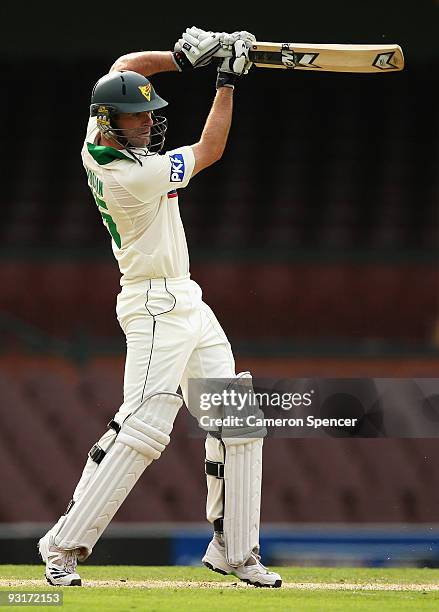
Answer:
[{"left": 170, "top": 153, "right": 185, "bottom": 182}]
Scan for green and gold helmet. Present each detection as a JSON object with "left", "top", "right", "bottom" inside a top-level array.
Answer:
[{"left": 90, "top": 70, "right": 168, "bottom": 154}]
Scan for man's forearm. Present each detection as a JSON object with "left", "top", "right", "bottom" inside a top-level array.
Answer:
[
  {"left": 194, "top": 88, "right": 233, "bottom": 163},
  {"left": 110, "top": 51, "right": 178, "bottom": 76}
]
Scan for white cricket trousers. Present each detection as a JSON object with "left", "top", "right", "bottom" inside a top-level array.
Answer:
[
  {"left": 115, "top": 275, "right": 234, "bottom": 523},
  {"left": 115, "top": 276, "right": 235, "bottom": 414}
]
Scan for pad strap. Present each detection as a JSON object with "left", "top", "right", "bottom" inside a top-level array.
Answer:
[
  {"left": 88, "top": 444, "right": 106, "bottom": 465},
  {"left": 205, "top": 460, "right": 224, "bottom": 479},
  {"left": 88, "top": 420, "right": 122, "bottom": 465}
]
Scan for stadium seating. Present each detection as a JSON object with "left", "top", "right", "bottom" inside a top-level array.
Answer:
[
  {"left": 0, "top": 60, "right": 436, "bottom": 253},
  {"left": 1, "top": 261, "right": 437, "bottom": 349},
  {"left": 2, "top": 355, "right": 439, "bottom": 524}
]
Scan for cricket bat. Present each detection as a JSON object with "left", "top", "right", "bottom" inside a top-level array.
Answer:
[{"left": 248, "top": 42, "right": 404, "bottom": 73}]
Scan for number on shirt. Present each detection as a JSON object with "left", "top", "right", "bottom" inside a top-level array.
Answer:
[{"left": 91, "top": 193, "right": 121, "bottom": 248}]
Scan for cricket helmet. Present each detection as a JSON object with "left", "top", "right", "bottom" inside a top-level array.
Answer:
[{"left": 90, "top": 70, "right": 168, "bottom": 155}]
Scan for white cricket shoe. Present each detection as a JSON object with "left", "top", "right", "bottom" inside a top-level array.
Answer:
[
  {"left": 38, "top": 532, "right": 82, "bottom": 586},
  {"left": 202, "top": 534, "right": 282, "bottom": 588}
]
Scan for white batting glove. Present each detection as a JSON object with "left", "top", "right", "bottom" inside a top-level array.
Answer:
[
  {"left": 174, "top": 27, "right": 256, "bottom": 60},
  {"left": 215, "top": 31, "right": 256, "bottom": 58},
  {"left": 216, "top": 39, "right": 253, "bottom": 89},
  {"left": 219, "top": 39, "right": 253, "bottom": 75},
  {"left": 173, "top": 26, "right": 221, "bottom": 71}
]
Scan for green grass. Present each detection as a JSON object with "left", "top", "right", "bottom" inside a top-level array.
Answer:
[{"left": 1, "top": 565, "right": 439, "bottom": 611}]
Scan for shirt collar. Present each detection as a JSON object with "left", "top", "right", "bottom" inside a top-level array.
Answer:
[{"left": 86, "top": 142, "right": 136, "bottom": 165}]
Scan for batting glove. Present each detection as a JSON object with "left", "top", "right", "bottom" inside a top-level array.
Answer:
[
  {"left": 216, "top": 31, "right": 256, "bottom": 58},
  {"left": 173, "top": 26, "right": 221, "bottom": 71},
  {"left": 216, "top": 39, "right": 253, "bottom": 89}
]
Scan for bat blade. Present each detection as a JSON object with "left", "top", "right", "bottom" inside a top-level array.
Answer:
[{"left": 249, "top": 42, "right": 405, "bottom": 73}]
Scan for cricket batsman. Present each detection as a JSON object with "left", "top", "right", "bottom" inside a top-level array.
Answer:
[{"left": 38, "top": 26, "right": 282, "bottom": 588}]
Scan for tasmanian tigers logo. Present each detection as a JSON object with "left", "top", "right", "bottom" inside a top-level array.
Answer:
[{"left": 138, "top": 84, "right": 152, "bottom": 101}]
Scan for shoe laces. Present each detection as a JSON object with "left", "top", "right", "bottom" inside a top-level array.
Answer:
[
  {"left": 244, "top": 547, "right": 269, "bottom": 573},
  {"left": 63, "top": 550, "right": 78, "bottom": 573},
  {"left": 49, "top": 543, "right": 78, "bottom": 573}
]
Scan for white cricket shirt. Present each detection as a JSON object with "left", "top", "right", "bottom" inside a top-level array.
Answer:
[{"left": 81, "top": 117, "right": 195, "bottom": 284}]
